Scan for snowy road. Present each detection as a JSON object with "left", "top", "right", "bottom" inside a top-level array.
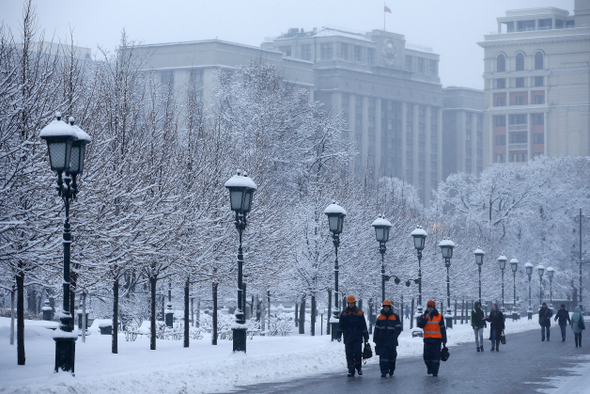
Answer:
[{"left": 232, "top": 330, "right": 590, "bottom": 394}]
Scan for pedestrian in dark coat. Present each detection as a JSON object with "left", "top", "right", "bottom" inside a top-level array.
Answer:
[
  {"left": 471, "top": 301, "right": 486, "bottom": 352},
  {"left": 571, "top": 306, "right": 585, "bottom": 348},
  {"left": 554, "top": 304, "right": 571, "bottom": 341},
  {"left": 337, "top": 295, "right": 369, "bottom": 377},
  {"left": 539, "top": 302, "right": 553, "bottom": 341},
  {"left": 487, "top": 303, "right": 505, "bottom": 351},
  {"left": 417, "top": 300, "right": 447, "bottom": 377},
  {"left": 373, "top": 299, "right": 402, "bottom": 377}
]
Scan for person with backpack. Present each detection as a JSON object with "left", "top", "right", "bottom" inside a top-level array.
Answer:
[
  {"left": 373, "top": 299, "right": 402, "bottom": 377},
  {"left": 417, "top": 300, "right": 447, "bottom": 377},
  {"left": 470, "top": 301, "right": 486, "bottom": 352},
  {"left": 554, "top": 304, "right": 571, "bottom": 342},
  {"left": 336, "top": 295, "right": 370, "bottom": 377},
  {"left": 539, "top": 302, "right": 553, "bottom": 341},
  {"left": 571, "top": 306, "right": 585, "bottom": 348}
]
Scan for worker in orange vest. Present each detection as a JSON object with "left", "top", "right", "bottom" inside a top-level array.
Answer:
[
  {"left": 417, "top": 300, "right": 447, "bottom": 377},
  {"left": 373, "top": 299, "right": 402, "bottom": 377}
]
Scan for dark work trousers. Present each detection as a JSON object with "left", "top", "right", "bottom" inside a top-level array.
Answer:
[
  {"left": 560, "top": 323, "right": 567, "bottom": 339},
  {"left": 541, "top": 325, "right": 551, "bottom": 341},
  {"left": 378, "top": 346, "right": 397, "bottom": 375},
  {"left": 344, "top": 342, "right": 363, "bottom": 372},
  {"left": 423, "top": 339, "right": 442, "bottom": 375}
]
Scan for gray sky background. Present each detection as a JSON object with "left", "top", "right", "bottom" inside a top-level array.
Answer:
[{"left": 1, "top": 0, "right": 573, "bottom": 90}]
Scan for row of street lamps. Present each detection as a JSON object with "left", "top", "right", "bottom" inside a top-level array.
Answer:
[{"left": 38, "top": 112, "right": 564, "bottom": 368}]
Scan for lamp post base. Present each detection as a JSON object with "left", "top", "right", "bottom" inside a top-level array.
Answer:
[
  {"left": 331, "top": 322, "right": 340, "bottom": 341},
  {"left": 54, "top": 336, "right": 77, "bottom": 374},
  {"left": 232, "top": 327, "right": 247, "bottom": 353},
  {"left": 527, "top": 310, "right": 533, "bottom": 320}
]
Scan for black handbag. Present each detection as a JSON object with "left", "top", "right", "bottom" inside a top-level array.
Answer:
[
  {"left": 440, "top": 346, "right": 450, "bottom": 362},
  {"left": 578, "top": 318, "right": 586, "bottom": 330},
  {"left": 363, "top": 343, "right": 373, "bottom": 359},
  {"left": 500, "top": 330, "right": 506, "bottom": 345}
]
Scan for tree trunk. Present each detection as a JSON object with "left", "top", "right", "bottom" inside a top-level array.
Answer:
[
  {"left": 112, "top": 278, "right": 119, "bottom": 354},
  {"left": 294, "top": 302, "right": 299, "bottom": 327},
  {"left": 150, "top": 275, "right": 157, "bottom": 351},
  {"left": 184, "top": 277, "right": 189, "bottom": 348},
  {"left": 212, "top": 282, "right": 218, "bottom": 345},
  {"left": 196, "top": 298, "right": 200, "bottom": 327},
  {"left": 311, "top": 294, "right": 316, "bottom": 336},
  {"left": 299, "top": 295, "right": 306, "bottom": 334},
  {"left": 16, "top": 272, "right": 25, "bottom": 365},
  {"left": 10, "top": 285, "right": 15, "bottom": 345},
  {"left": 81, "top": 292, "right": 87, "bottom": 343}
]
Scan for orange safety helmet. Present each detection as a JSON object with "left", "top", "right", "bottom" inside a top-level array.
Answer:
[
  {"left": 382, "top": 300, "right": 392, "bottom": 306},
  {"left": 347, "top": 295, "right": 356, "bottom": 303}
]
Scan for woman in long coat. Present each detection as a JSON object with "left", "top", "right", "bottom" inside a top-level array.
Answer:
[
  {"left": 571, "top": 306, "right": 585, "bottom": 348},
  {"left": 487, "top": 303, "right": 505, "bottom": 352}
]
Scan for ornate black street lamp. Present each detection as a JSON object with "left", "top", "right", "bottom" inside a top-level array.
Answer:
[
  {"left": 547, "top": 267, "right": 555, "bottom": 307},
  {"left": 372, "top": 215, "right": 392, "bottom": 303},
  {"left": 225, "top": 170, "right": 257, "bottom": 353},
  {"left": 411, "top": 226, "right": 427, "bottom": 312},
  {"left": 510, "top": 258, "right": 518, "bottom": 313},
  {"left": 525, "top": 262, "right": 533, "bottom": 319},
  {"left": 40, "top": 113, "right": 91, "bottom": 374},
  {"left": 474, "top": 247, "right": 485, "bottom": 304},
  {"left": 537, "top": 264, "right": 545, "bottom": 307},
  {"left": 324, "top": 201, "right": 346, "bottom": 341},
  {"left": 497, "top": 254, "right": 507, "bottom": 311},
  {"left": 438, "top": 239, "right": 456, "bottom": 328}
]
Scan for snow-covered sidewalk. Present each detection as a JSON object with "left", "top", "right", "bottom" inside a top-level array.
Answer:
[{"left": 0, "top": 315, "right": 578, "bottom": 393}]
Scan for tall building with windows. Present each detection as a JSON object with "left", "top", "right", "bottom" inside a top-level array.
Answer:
[
  {"left": 478, "top": 0, "right": 590, "bottom": 166},
  {"left": 262, "top": 27, "right": 443, "bottom": 204},
  {"left": 442, "top": 87, "right": 485, "bottom": 180}
]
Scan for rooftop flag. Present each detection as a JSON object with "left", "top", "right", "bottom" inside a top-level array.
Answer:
[{"left": 384, "top": 5, "right": 392, "bottom": 13}]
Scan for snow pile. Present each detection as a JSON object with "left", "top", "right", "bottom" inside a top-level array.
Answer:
[{"left": 0, "top": 316, "right": 541, "bottom": 394}]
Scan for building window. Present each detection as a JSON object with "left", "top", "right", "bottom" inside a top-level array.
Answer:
[
  {"left": 430, "top": 60, "right": 437, "bottom": 75},
  {"left": 538, "top": 19, "right": 552, "bottom": 30},
  {"left": 342, "top": 93, "right": 349, "bottom": 107},
  {"left": 161, "top": 70, "right": 174, "bottom": 85},
  {"left": 495, "top": 115, "right": 506, "bottom": 126},
  {"left": 190, "top": 69, "right": 202, "bottom": 84},
  {"left": 534, "top": 76, "right": 544, "bottom": 87},
  {"left": 300, "top": 44, "right": 311, "bottom": 61},
  {"left": 355, "top": 95, "right": 363, "bottom": 110},
  {"left": 515, "top": 77, "right": 525, "bottom": 88},
  {"left": 355, "top": 114, "right": 362, "bottom": 129},
  {"left": 533, "top": 114, "right": 544, "bottom": 125},
  {"left": 534, "top": 133, "right": 544, "bottom": 144},
  {"left": 534, "top": 95, "right": 545, "bottom": 104},
  {"left": 515, "top": 96, "right": 525, "bottom": 105},
  {"left": 511, "top": 152, "right": 528, "bottom": 162},
  {"left": 497, "top": 54, "right": 506, "bottom": 72},
  {"left": 279, "top": 46, "right": 292, "bottom": 57},
  {"left": 534, "top": 51, "right": 544, "bottom": 69},
  {"left": 496, "top": 135, "right": 506, "bottom": 145},
  {"left": 517, "top": 20, "right": 535, "bottom": 32},
  {"left": 516, "top": 53, "right": 525, "bottom": 71},
  {"left": 496, "top": 78, "right": 506, "bottom": 89},
  {"left": 367, "top": 49, "right": 374, "bottom": 65},
  {"left": 510, "top": 114, "right": 527, "bottom": 125},
  {"left": 495, "top": 154, "right": 506, "bottom": 163},
  {"left": 341, "top": 43, "right": 349, "bottom": 60},
  {"left": 555, "top": 19, "right": 564, "bottom": 29},
  {"left": 496, "top": 97, "right": 506, "bottom": 106},
  {"left": 406, "top": 56, "right": 413, "bottom": 71},
  {"left": 320, "top": 43, "right": 333, "bottom": 60},
  {"left": 354, "top": 46, "right": 362, "bottom": 62},
  {"left": 510, "top": 133, "right": 527, "bottom": 143},
  {"left": 417, "top": 57, "right": 424, "bottom": 73}
]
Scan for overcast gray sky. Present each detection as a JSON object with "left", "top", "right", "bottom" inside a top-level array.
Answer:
[{"left": 1, "top": 0, "right": 573, "bottom": 90}]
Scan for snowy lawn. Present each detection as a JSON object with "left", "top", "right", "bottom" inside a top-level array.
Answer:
[{"left": 0, "top": 315, "right": 552, "bottom": 393}]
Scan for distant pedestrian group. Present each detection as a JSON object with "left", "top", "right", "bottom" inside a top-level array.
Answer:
[{"left": 337, "top": 295, "right": 586, "bottom": 379}]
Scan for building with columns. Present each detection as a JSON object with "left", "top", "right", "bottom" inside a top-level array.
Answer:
[
  {"left": 478, "top": 0, "right": 590, "bottom": 166},
  {"left": 262, "top": 27, "right": 443, "bottom": 204},
  {"left": 135, "top": 27, "right": 459, "bottom": 205}
]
